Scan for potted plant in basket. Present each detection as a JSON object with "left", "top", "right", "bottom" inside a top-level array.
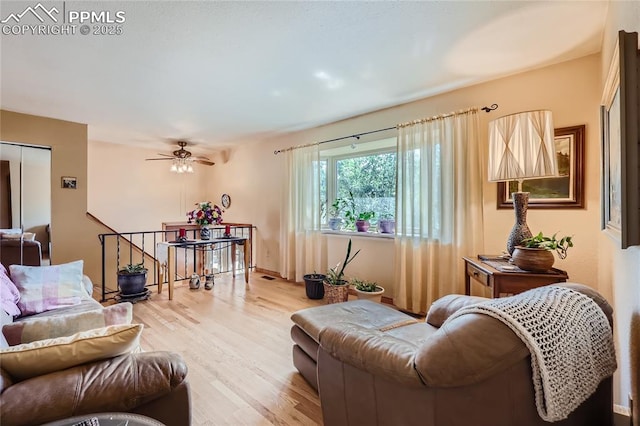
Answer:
[
  {"left": 511, "top": 232, "right": 573, "bottom": 272},
  {"left": 117, "top": 263, "right": 148, "bottom": 296},
  {"left": 187, "top": 201, "right": 224, "bottom": 240},
  {"left": 324, "top": 238, "right": 360, "bottom": 304},
  {"left": 351, "top": 278, "right": 385, "bottom": 303}
]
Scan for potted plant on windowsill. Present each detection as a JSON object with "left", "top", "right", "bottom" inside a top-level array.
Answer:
[
  {"left": 117, "top": 263, "right": 148, "bottom": 296},
  {"left": 351, "top": 278, "right": 385, "bottom": 303},
  {"left": 327, "top": 198, "right": 345, "bottom": 231},
  {"left": 343, "top": 191, "right": 376, "bottom": 232},
  {"left": 341, "top": 190, "right": 375, "bottom": 232},
  {"left": 512, "top": 232, "right": 573, "bottom": 272},
  {"left": 324, "top": 238, "right": 360, "bottom": 304},
  {"left": 378, "top": 214, "right": 396, "bottom": 234},
  {"left": 354, "top": 211, "right": 375, "bottom": 232}
]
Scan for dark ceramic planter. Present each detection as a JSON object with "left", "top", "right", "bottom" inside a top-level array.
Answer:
[
  {"left": 117, "top": 271, "right": 147, "bottom": 295},
  {"left": 303, "top": 274, "right": 326, "bottom": 299}
]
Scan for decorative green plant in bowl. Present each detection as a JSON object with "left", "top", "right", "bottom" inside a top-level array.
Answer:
[
  {"left": 351, "top": 278, "right": 378, "bottom": 292},
  {"left": 520, "top": 232, "right": 574, "bottom": 259},
  {"left": 118, "top": 263, "right": 148, "bottom": 274},
  {"left": 513, "top": 232, "right": 574, "bottom": 272},
  {"left": 351, "top": 278, "right": 385, "bottom": 302}
]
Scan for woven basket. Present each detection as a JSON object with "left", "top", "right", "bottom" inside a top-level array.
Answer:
[{"left": 323, "top": 282, "right": 349, "bottom": 304}]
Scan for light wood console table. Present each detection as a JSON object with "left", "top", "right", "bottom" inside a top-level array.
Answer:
[{"left": 157, "top": 237, "right": 250, "bottom": 300}]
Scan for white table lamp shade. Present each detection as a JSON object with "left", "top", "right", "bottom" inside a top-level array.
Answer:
[{"left": 488, "top": 110, "right": 558, "bottom": 182}]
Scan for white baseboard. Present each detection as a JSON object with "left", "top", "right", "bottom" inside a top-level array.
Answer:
[{"left": 614, "top": 404, "right": 631, "bottom": 416}]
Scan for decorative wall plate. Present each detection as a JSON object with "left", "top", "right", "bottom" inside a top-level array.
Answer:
[{"left": 221, "top": 193, "right": 231, "bottom": 208}]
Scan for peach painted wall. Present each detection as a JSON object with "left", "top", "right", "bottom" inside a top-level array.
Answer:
[
  {"left": 87, "top": 140, "right": 209, "bottom": 232},
  {"left": 0, "top": 110, "right": 107, "bottom": 284},
  {"left": 598, "top": 0, "right": 640, "bottom": 414},
  {"left": 210, "top": 54, "right": 603, "bottom": 296}
]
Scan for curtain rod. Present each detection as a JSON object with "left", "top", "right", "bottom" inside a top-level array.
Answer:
[
  {"left": 273, "top": 126, "right": 396, "bottom": 155},
  {"left": 273, "top": 103, "right": 498, "bottom": 155}
]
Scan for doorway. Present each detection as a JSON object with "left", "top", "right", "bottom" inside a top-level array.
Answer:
[{"left": 0, "top": 142, "right": 52, "bottom": 261}]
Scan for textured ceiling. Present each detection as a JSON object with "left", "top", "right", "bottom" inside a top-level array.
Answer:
[{"left": 0, "top": 1, "right": 607, "bottom": 151}]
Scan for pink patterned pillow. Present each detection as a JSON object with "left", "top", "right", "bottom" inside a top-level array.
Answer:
[
  {"left": 0, "top": 264, "right": 21, "bottom": 317},
  {"left": 9, "top": 260, "right": 85, "bottom": 316},
  {"left": 2, "top": 302, "right": 133, "bottom": 345}
]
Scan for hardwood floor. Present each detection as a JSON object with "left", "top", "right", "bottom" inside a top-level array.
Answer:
[{"left": 131, "top": 272, "right": 326, "bottom": 425}]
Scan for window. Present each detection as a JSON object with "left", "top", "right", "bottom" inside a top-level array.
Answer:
[{"left": 320, "top": 138, "right": 397, "bottom": 230}]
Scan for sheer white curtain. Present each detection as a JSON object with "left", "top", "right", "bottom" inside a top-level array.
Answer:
[
  {"left": 394, "top": 108, "right": 484, "bottom": 313},
  {"left": 279, "top": 145, "right": 326, "bottom": 282}
]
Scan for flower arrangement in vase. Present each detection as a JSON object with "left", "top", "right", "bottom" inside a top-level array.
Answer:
[{"left": 187, "top": 201, "right": 224, "bottom": 240}]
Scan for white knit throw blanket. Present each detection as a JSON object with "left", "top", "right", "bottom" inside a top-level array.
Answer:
[{"left": 446, "top": 285, "right": 617, "bottom": 422}]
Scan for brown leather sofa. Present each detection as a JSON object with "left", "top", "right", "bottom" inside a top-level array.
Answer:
[
  {"left": 0, "top": 239, "right": 42, "bottom": 269},
  {"left": 0, "top": 275, "right": 191, "bottom": 425},
  {"left": 291, "top": 283, "right": 614, "bottom": 426},
  {"left": 0, "top": 351, "right": 190, "bottom": 426}
]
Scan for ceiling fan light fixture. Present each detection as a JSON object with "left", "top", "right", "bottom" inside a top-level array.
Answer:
[{"left": 147, "top": 141, "right": 213, "bottom": 172}]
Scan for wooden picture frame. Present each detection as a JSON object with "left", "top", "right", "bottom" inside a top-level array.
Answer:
[
  {"left": 497, "top": 125, "right": 585, "bottom": 209},
  {"left": 600, "top": 30, "right": 640, "bottom": 249},
  {"left": 61, "top": 176, "right": 77, "bottom": 189}
]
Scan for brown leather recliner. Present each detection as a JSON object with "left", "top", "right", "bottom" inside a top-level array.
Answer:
[{"left": 291, "top": 283, "right": 614, "bottom": 426}]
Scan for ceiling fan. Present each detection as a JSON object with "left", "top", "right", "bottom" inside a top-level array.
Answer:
[{"left": 145, "top": 141, "right": 214, "bottom": 172}]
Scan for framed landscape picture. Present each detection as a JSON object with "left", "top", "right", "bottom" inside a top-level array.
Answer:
[
  {"left": 600, "top": 31, "right": 640, "bottom": 249},
  {"left": 497, "top": 125, "right": 585, "bottom": 209}
]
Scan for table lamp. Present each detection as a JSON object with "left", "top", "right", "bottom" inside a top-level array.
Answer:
[{"left": 488, "top": 110, "right": 558, "bottom": 255}]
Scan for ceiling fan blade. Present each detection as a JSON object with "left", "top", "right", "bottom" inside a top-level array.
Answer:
[
  {"left": 145, "top": 158, "right": 173, "bottom": 161},
  {"left": 192, "top": 155, "right": 211, "bottom": 161},
  {"left": 195, "top": 159, "right": 215, "bottom": 166},
  {"left": 156, "top": 153, "right": 174, "bottom": 157}
]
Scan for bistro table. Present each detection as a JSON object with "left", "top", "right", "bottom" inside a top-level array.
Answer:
[{"left": 156, "top": 237, "right": 250, "bottom": 300}]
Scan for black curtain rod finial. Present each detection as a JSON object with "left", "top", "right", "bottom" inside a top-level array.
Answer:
[{"left": 481, "top": 104, "right": 498, "bottom": 113}]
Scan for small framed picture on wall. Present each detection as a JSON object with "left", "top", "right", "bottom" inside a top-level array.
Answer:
[{"left": 61, "top": 176, "right": 77, "bottom": 189}]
